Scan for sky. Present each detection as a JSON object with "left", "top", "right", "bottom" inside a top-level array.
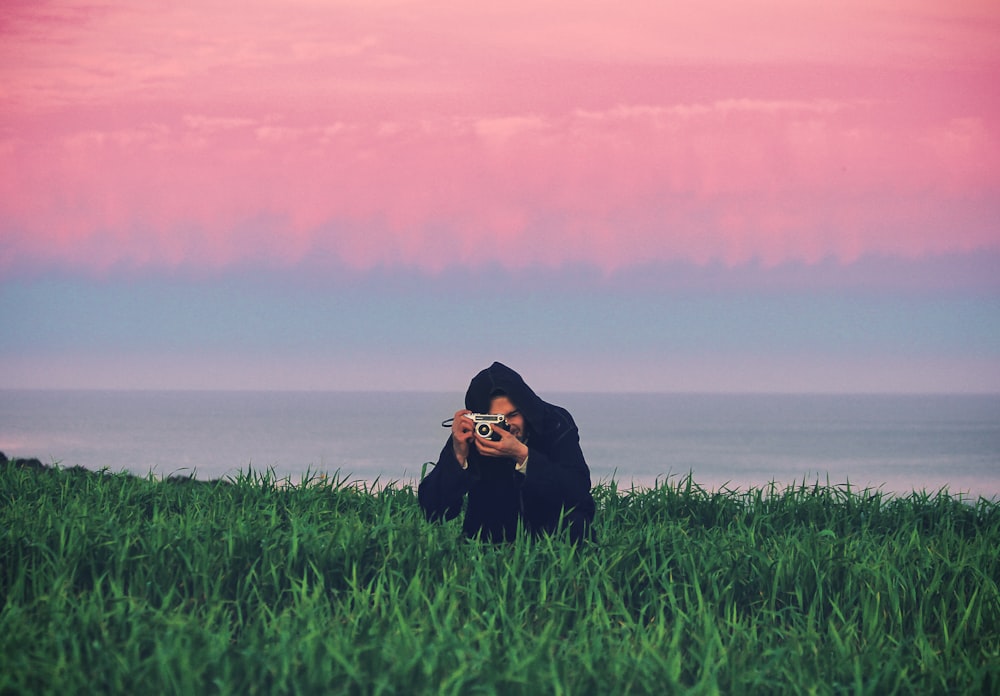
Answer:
[{"left": 1, "top": 0, "right": 999, "bottom": 393}]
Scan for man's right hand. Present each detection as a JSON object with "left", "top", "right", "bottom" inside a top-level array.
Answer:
[{"left": 451, "top": 409, "right": 474, "bottom": 468}]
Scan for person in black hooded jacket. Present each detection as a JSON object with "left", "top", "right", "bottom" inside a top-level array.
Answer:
[{"left": 418, "top": 362, "right": 595, "bottom": 543}]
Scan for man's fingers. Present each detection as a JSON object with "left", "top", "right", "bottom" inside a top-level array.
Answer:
[{"left": 474, "top": 437, "right": 503, "bottom": 457}]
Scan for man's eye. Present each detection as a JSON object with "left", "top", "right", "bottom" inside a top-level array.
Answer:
[{"left": 508, "top": 411, "right": 520, "bottom": 419}]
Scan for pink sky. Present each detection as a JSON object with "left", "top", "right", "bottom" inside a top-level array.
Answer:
[{"left": 1, "top": 0, "right": 998, "bottom": 275}]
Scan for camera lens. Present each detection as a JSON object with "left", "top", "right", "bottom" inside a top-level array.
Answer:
[{"left": 475, "top": 423, "right": 493, "bottom": 438}]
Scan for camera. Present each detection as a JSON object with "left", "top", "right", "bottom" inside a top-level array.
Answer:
[{"left": 464, "top": 413, "right": 510, "bottom": 441}]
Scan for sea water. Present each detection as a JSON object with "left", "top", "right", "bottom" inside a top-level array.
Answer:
[{"left": 2, "top": 390, "right": 998, "bottom": 499}]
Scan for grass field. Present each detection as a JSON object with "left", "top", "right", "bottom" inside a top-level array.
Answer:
[{"left": 2, "top": 456, "right": 998, "bottom": 695}]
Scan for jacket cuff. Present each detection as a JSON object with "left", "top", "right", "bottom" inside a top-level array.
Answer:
[{"left": 514, "top": 452, "right": 528, "bottom": 475}]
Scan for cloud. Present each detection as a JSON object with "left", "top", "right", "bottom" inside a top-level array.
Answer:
[
  {"left": 4, "top": 97, "right": 998, "bottom": 274},
  {"left": 1, "top": 1, "right": 998, "bottom": 274}
]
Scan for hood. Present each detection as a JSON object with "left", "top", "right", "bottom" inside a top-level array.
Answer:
[{"left": 464, "top": 362, "right": 546, "bottom": 428}]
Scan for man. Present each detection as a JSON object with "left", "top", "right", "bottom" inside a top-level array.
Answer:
[{"left": 418, "top": 362, "right": 595, "bottom": 543}]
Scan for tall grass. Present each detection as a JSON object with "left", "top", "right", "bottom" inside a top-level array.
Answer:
[{"left": 2, "top": 459, "right": 998, "bottom": 694}]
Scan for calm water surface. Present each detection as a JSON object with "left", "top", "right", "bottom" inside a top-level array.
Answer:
[{"left": 2, "top": 390, "right": 998, "bottom": 499}]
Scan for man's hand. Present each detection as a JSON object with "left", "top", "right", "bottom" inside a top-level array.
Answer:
[
  {"left": 474, "top": 425, "right": 529, "bottom": 467},
  {"left": 451, "top": 409, "right": 474, "bottom": 467}
]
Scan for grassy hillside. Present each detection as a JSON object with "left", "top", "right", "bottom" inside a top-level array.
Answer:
[{"left": 2, "top": 455, "right": 998, "bottom": 694}]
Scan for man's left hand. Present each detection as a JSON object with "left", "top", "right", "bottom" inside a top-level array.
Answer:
[{"left": 474, "top": 426, "right": 528, "bottom": 466}]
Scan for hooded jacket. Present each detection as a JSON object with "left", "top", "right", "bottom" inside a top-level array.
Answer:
[{"left": 418, "top": 362, "right": 595, "bottom": 542}]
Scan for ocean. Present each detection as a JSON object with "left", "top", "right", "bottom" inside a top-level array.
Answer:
[{"left": 2, "top": 390, "right": 998, "bottom": 499}]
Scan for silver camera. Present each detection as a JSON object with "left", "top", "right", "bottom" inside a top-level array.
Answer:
[{"left": 464, "top": 413, "right": 509, "bottom": 441}]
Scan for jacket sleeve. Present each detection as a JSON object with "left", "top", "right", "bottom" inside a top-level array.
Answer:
[
  {"left": 521, "top": 428, "right": 593, "bottom": 510},
  {"left": 418, "top": 440, "right": 473, "bottom": 523}
]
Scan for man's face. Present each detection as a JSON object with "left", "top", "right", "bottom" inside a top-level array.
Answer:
[{"left": 489, "top": 395, "right": 526, "bottom": 443}]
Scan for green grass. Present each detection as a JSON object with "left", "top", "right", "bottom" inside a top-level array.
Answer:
[{"left": 1, "top": 459, "right": 998, "bottom": 695}]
